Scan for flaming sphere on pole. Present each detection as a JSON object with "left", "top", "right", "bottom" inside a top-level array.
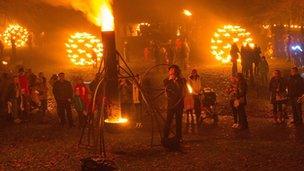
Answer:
[
  {"left": 2, "top": 24, "right": 29, "bottom": 48},
  {"left": 65, "top": 32, "right": 103, "bottom": 66},
  {"left": 211, "top": 25, "right": 254, "bottom": 64}
]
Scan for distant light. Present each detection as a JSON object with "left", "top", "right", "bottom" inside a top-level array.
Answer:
[
  {"left": 183, "top": 9, "right": 192, "bottom": 17},
  {"left": 2, "top": 61, "right": 8, "bottom": 65},
  {"left": 291, "top": 45, "right": 303, "bottom": 52},
  {"left": 136, "top": 22, "right": 151, "bottom": 32},
  {"left": 262, "top": 25, "right": 270, "bottom": 29},
  {"left": 105, "top": 117, "right": 128, "bottom": 124},
  {"left": 186, "top": 83, "right": 193, "bottom": 94}
]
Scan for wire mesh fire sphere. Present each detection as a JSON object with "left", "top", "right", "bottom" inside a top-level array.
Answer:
[
  {"left": 211, "top": 25, "right": 254, "bottom": 63},
  {"left": 2, "top": 24, "right": 29, "bottom": 48},
  {"left": 65, "top": 32, "right": 103, "bottom": 66}
]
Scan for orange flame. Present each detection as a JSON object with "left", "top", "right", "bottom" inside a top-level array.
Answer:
[
  {"left": 43, "top": 0, "right": 114, "bottom": 31},
  {"left": 187, "top": 83, "right": 193, "bottom": 94},
  {"left": 97, "top": 0, "right": 114, "bottom": 31},
  {"left": 183, "top": 9, "right": 192, "bottom": 16}
]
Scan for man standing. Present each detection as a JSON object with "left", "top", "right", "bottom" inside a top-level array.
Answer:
[
  {"left": 230, "top": 43, "right": 240, "bottom": 76},
  {"left": 188, "top": 69, "right": 202, "bottom": 126},
  {"left": 53, "top": 73, "right": 74, "bottom": 127},
  {"left": 18, "top": 68, "right": 30, "bottom": 120},
  {"left": 287, "top": 67, "right": 304, "bottom": 125},
  {"left": 163, "top": 65, "right": 186, "bottom": 147},
  {"left": 240, "top": 45, "right": 248, "bottom": 77},
  {"left": 235, "top": 73, "right": 248, "bottom": 129},
  {"left": 257, "top": 56, "right": 269, "bottom": 86},
  {"left": 37, "top": 72, "right": 48, "bottom": 122}
]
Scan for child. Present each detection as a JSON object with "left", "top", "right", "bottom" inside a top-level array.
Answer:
[{"left": 74, "top": 86, "right": 87, "bottom": 128}]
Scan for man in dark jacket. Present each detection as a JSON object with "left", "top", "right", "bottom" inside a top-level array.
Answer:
[
  {"left": 235, "top": 73, "right": 248, "bottom": 129},
  {"left": 163, "top": 65, "right": 186, "bottom": 147},
  {"left": 269, "top": 70, "right": 287, "bottom": 123},
  {"left": 287, "top": 67, "right": 304, "bottom": 125},
  {"left": 53, "top": 73, "right": 74, "bottom": 127}
]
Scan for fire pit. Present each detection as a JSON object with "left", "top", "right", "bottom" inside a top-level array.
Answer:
[{"left": 104, "top": 118, "right": 129, "bottom": 133}]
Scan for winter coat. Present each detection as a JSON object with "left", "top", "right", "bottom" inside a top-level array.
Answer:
[
  {"left": 74, "top": 95, "right": 85, "bottom": 112},
  {"left": 287, "top": 74, "right": 304, "bottom": 98},
  {"left": 37, "top": 77, "right": 48, "bottom": 100},
  {"left": 230, "top": 79, "right": 247, "bottom": 106},
  {"left": 52, "top": 80, "right": 73, "bottom": 102},
  {"left": 258, "top": 60, "right": 269, "bottom": 75},
  {"left": 164, "top": 77, "right": 186, "bottom": 109},
  {"left": 6, "top": 82, "right": 21, "bottom": 102},
  {"left": 19, "top": 74, "right": 29, "bottom": 95},
  {"left": 74, "top": 83, "right": 90, "bottom": 110},
  {"left": 237, "top": 79, "right": 248, "bottom": 105},
  {"left": 230, "top": 45, "right": 239, "bottom": 62},
  {"left": 269, "top": 77, "right": 286, "bottom": 104}
]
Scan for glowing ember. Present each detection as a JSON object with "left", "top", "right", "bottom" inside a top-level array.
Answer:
[
  {"left": 65, "top": 32, "right": 103, "bottom": 66},
  {"left": 2, "top": 61, "right": 8, "bottom": 65},
  {"left": 105, "top": 117, "right": 128, "bottom": 124},
  {"left": 186, "top": 83, "right": 193, "bottom": 94},
  {"left": 2, "top": 24, "right": 29, "bottom": 48},
  {"left": 211, "top": 25, "right": 254, "bottom": 64},
  {"left": 104, "top": 107, "right": 128, "bottom": 124},
  {"left": 183, "top": 9, "right": 192, "bottom": 16}
]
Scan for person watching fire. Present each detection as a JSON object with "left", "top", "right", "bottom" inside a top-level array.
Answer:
[
  {"left": 188, "top": 69, "right": 202, "bottom": 126},
  {"left": 163, "top": 65, "right": 186, "bottom": 148}
]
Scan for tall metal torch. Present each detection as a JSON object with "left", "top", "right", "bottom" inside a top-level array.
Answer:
[{"left": 101, "top": 2, "right": 127, "bottom": 125}]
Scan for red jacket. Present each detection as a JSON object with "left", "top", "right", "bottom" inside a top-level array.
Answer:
[
  {"left": 74, "top": 83, "right": 90, "bottom": 110},
  {"left": 19, "top": 74, "right": 29, "bottom": 95}
]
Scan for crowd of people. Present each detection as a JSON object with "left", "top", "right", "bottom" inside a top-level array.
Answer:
[
  {"left": 0, "top": 68, "right": 144, "bottom": 128},
  {"left": 230, "top": 43, "right": 269, "bottom": 84},
  {"left": 1, "top": 54, "right": 304, "bottom": 151},
  {"left": 139, "top": 37, "right": 191, "bottom": 69},
  {"left": 0, "top": 68, "right": 47, "bottom": 123},
  {"left": 162, "top": 62, "right": 304, "bottom": 149}
]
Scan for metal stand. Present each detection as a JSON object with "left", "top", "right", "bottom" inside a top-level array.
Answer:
[{"left": 78, "top": 49, "right": 168, "bottom": 157}]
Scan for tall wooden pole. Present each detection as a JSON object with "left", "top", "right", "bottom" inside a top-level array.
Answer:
[{"left": 102, "top": 31, "right": 121, "bottom": 120}]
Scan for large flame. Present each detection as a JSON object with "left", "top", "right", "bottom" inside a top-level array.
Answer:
[
  {"left": 42, "top": 0, "right": 114, "bottom": 31},
  {"left": 97, "top": 1, "right": 114, "bottom": 31}
]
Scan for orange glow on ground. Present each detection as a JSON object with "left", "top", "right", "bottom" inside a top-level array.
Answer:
[{"left": 105, "top": 118, "right": 128, "bottom": 124}]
